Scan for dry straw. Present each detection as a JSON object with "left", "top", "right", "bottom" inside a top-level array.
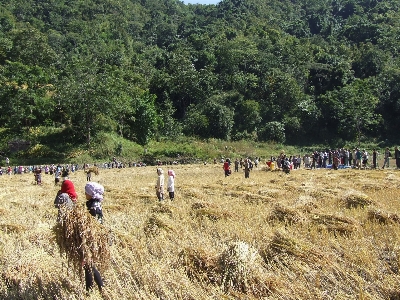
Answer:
[
  {"left": 311, "top": 213, "right": 359, "bottom": 235},
  {"left": 341, "top": 191, "right": 375, "bottom": 209},
  {"left": 86, "top": 166, "right": 99, "bottom": 175},
  {"left": 53, "top": 205, "right": 110, "bottom": 275},
  {"left": 367, "top": 209, "right": 400, "bottom": 224},
  {"left": 268, "top": 204, "right": 304, "bottom": 225}
]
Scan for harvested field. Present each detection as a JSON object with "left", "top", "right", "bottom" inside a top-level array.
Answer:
[{"left": 0, "top": 165, "right": 400, "bottom": 299}]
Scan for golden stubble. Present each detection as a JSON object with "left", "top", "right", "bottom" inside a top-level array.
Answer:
[{"left": 0, "top": 165, "right": 400, "bottom": 299}]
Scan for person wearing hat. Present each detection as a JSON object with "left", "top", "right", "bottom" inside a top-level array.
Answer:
[
  {"left": 85, "top": 182, "right": 105, "bottom": 223},
  {"left": 155, "top": 168, "right": 165, "bottom": 201}
]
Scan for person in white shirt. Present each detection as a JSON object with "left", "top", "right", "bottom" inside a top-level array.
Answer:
[{"left": 167, "top": 169, "right": 176, "bottom": 201}]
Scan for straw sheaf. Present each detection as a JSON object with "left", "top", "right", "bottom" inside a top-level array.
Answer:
[
  {"left": 151, "top": 203, "right": 174, "bottom": 216},
  {"left": 218, "top": 241, "right": 272, "bottom": 296},
  {"left": 53, "top": 206, "right": 110, "bottom": 274},
  {"left": 268, "top": 204, "right": 305, "bottom": 225},
  {"left": 0, "top": 223, "right": 27, "bottom": 234},
  {"left": 311, "top": 213, "right": 359, "bottom": 235},
  {"left": 262, "top": 230, "right": 325, "bottom": 263},
  {"left": 243, "top": 193, "right": 274, "bottom": 205},
  {"left": 179, "top": 247, "right": 220, "bottom": 284},
  {"left": 294, "top": 195, "right": 318, "bottom": 213},
  {"left": 86, "top": 166, "right": 99, "bottom": 175},
  {"left": 144, "top": 214, "right": 174, "bottom": 237},
  {"left": 190, "top": 202, "right": 233, "bottom": 221},
  {"left": 340, "top": 191, "right": 375, "bottom": 209},
  {"left": 368, "top": 209, "right": 400, "bottom": 224}
]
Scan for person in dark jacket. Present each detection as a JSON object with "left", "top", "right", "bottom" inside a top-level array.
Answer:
[{"left": 85, "top": 182, "right": 104, "bottom": 224}]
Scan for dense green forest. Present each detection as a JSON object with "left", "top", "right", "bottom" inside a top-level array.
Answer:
[{"left": 1, "top": 0, "right": 400, "bottom": 151}]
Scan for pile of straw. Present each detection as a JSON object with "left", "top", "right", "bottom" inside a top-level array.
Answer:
[
  {"left": 219, "top": 241, "right": 270, "bottom": 295},
  {"left": 179, "top": 248, "right": 219, "bottom": 284},
  {"left": 144, "top": 214, "right": 174, "bottom": 237},
  {"left": 368, "top": 209, "right": 400, "bottom": 224},
  {"left": 191, "top": 203, "right": 232, "bottom": 221},
  {"left": 341, "top": 191, "right": 374, "bottom": 209},
  {"left": 53, "top": 206, "right": 110, "bottom": 275},
  {"left": 268, "top": 204, "right": 304, "bottom": 225},
  {"left": 311, "top": 213, "right": 359, "bottom": 235},
  {"left": 180, "top": 242, "right": 273, "bottom": 297}
]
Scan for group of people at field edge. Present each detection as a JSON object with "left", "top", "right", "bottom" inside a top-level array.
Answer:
[
  {"left": 219, "top": 146, "right": 400, "bottom": 176},
  {"left": 297, "top": 147, "right": 400, "bottom": 170}
]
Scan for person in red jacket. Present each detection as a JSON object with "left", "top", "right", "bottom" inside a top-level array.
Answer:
[{"left": 223, "top": 159, "right": 231, "bottom": 177}]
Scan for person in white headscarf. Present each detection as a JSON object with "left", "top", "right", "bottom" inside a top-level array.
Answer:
[
  {"left": 155, "top": 168, "right": 164, "bottom": 201},
  {"left": 167, "top": 169, "right": 175, "bottom": 201},
  {"left": 85, "top": 182, "right": 104, "bottom": 223}
]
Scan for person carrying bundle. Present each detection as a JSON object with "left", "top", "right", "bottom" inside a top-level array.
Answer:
[{"left": 54, "top": 182, "right": 109, "bottom": 294}]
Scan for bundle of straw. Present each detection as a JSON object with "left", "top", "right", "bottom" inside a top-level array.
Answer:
[
  {"left": 53, "top": 206, "right": 110, "bottom": 275},
  {"left": 86, "top": 166, "right": 99, "bottom": 175}
]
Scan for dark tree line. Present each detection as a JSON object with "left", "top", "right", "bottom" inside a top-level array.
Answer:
[{"left": 0, "top": 0, "right": 399, "bottom": 146}]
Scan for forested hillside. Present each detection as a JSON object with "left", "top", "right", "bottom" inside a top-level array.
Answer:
[{"left": 1, "top": 0, "right": 400, "bottom": 148}]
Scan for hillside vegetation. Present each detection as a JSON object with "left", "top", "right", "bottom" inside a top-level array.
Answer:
[
  {"left": 1, "top": 165, "right": 400, "bottom": 299},
  {"left": 1, "top": 0, "right": 400, "bottom": 153}
]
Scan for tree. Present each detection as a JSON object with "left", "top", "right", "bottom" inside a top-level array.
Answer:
[
  {"left": 131, "top": 91, "right": 159, "bottom": 146},
  {"left": 320, "top": 78, "right": 382, "bottom": 143},
  {"left": 233, "top": 99, "right": 261, "bottom": 135},
  {"left": 56, "top": 62, "right": 118, "bottom": 145},
  {"left": 0, "top": 61, "right": 54, "bottom": 131}
]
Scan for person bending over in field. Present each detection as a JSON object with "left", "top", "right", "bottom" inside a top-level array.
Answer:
[{"left": 85, "top": 182, "right": 104, "bottom": 224}]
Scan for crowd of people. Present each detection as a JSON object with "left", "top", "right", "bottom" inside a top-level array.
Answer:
[{"left": 218, "top": 146, "right": 400, "bottom": 177}]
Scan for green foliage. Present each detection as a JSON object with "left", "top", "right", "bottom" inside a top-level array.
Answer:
[
  {"left": 1, "top": 0, "right": 400, "bottom": 149},
  {"left": 258, "top": 121, "right": 286, "bottom": 143},
  {"left": 132, "top": 91, "right": 159, "bottom": 146}
]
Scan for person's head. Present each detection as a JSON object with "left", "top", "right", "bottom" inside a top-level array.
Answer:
[
  {"left": 61, "top": 179, "right": 78, "bottom": 200},
  {"left": 168, "top": 169, "right": 175, "bottom": 178},
  {"left": 85, "top": 182, "right": 104, "bottom": 201},
  {"left": 156, "top": 168, "right": 163, "bottom": 176}
]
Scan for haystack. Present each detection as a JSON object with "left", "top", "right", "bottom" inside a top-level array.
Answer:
[{"left": 53, "top": 206, "right": 110, "bottom": 275}]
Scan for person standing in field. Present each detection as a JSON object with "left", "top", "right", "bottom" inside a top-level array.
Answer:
[
  {"left": 234, "top": 158, "right": 239, "bottom": 172},
  {"left": 372, "top": 149, "right": 377, "bottom": 169},
  {"left": 382, "top": 147, "right": 391, "bottom": 169},
  {"left": 394, "top": 146, "right": 400, "bottom": 169},
  {"left": 244, "top": 158, "right": 251, "bottom": 178},
  {"left": 155, "top": 168, "right": 165, "bottom": 201},
  {"left": 223, "top": 159, "right": 231, "bottom": 177},
  {"left": 167, "top": 169, "right": 175, "bottom": 201}
]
